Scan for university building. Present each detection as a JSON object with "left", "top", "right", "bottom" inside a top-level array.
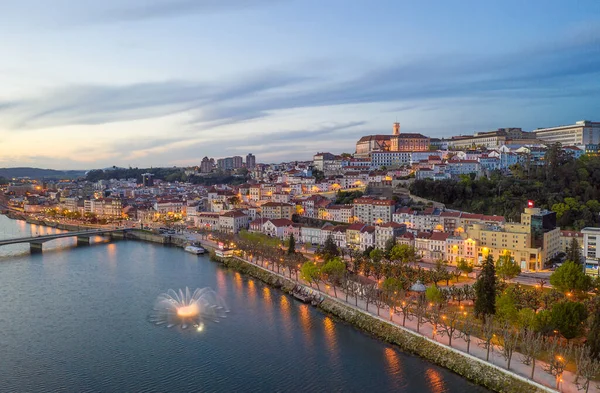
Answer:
[
  {"left": 355, "top": 123, "right": 429, "bottom": 157},
  {"left": 534, "top": 120, "right": 600, "bottom": 146}
]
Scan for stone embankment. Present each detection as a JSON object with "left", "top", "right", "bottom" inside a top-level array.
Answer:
[{"left": 209, "top": 253, "right": 551, "bottom": 393}]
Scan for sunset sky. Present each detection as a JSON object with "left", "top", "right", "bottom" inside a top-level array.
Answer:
[{"left": 0, "top": 0, "right": 599, "bottom": 169}]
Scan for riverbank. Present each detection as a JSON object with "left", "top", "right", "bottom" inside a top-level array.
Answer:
[{"left": 208, "top": 254, "right": 551, "bottom": 393}]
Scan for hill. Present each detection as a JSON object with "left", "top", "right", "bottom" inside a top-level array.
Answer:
[{"left": 0, "top": 167, "right": 87, "bottom": 180}]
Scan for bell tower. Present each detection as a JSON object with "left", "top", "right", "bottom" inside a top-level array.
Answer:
[{"left": 393, "top": 122, "right": 400, "bottom": 136}]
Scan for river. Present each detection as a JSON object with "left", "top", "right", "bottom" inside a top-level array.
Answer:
[{"left": 0, "top": 215, "right": 489, "bottom": 392}]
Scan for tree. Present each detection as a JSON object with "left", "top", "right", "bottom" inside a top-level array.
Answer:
[
  {"left": 474, "top": 255, "right": 497, "bottom": 318},
  {"left": 498, "top": 322, "right": 520, "bottom": 370},
  {"left": 550, "top": 261, "right": 592, "bottom": 293},
  {"left": 495, "top": 291, "right": 519, "bottom": 325},
  {"left": 389, "top": 244, "right": 418, "bottom": 265},
  {"left": 574, "top": 345, "right": 600, "bottom": 393},
  {"left": 550, "top": 301, "right": 588, "bottom": 339},
  {"left": 566, "top": 237, "right": 582, "bottom": 264},
  {"left": 287, "top": 234, "right": 296, "bottom": 255},
  {"left": 412, "top": 299, "right": 428, "bottom": 333},
  {"left": 533, "top": 310, "right": 554, "bottom": 335},
  {"left": 544, "top": 340, "right": 573, "bottom": 390},
  {"left": 520, "top": 330, "right": 545, "bottom": 380},
  {"left": 319, "top": 235, "right": 340, "bottom": 261},
  {"left": 321, "top": 257, "right": 346, "bottom": 298},
  {"left": 437, "top": 309, "right": 460, "bottom": 347},
  {"left": 588, "top": 301, "right": 600, "bottom": 360},
  {"left": 300, "top": 262, "right": 322, "bottom": 290},
  {"left": 496, "top": 252, "right": 521, "bottom": 282},
  {"left": 383, "top": 237, "right": 396, "bottom": 259},
  {"left": 425, "top": 285, "right": 444, "bottom": 305},
  {"left": 369, "top": 248, "right": 384, "bottom": 264},
  {"left": 456, "top": 315, "right": 476, "bottom": 353},
  {"left": 517, "top": 308, "right": 537, "bottom": 331},
  {"left": 479, "top": 314, "right": 496, "bottom": 361},
  {"left": 457, "top": 258, "right": 474, "bottom": 276}
]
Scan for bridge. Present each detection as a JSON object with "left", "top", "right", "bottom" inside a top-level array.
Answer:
[{"left": 0, "top": 228, "right": 132, "bottom": 253}]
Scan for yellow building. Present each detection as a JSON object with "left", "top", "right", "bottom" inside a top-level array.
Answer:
[{"left": 463, "top": 207, "right": 561, "bottom": 271}]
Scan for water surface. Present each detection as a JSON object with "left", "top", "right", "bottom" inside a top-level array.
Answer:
[{"left": 0, "top": 216, "right": 489, "bottom": 392}]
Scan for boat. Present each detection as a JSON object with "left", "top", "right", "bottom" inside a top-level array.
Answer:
[{"left": 184, "top": 245, "right": 206, "bottom": 255}]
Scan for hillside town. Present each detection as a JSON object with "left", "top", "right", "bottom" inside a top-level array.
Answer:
[{"left": 2, "top": 120, "right": 599, "bottom": 276}]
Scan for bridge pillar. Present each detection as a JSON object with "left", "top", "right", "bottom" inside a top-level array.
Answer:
[
  {"left": 110, "top": 231, "right": 126, "bottom": 240},
  {"left": 76, "top": 236, "right": 91, "bottom": 246},
  {"left": 30, "top": 242, "right": 43, "bottom": 253}
]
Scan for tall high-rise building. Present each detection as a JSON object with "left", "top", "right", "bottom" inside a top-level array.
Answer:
[
  {"left": 200, "top": 157, "right": 213, "bottom": 173},
  {"left": 246, "top": 153, "right": 256, "bottom": 169},
  {"left": 141, "top": 173, "right": 154, "bottom": 187},
  {"left": 232, "top": 156, "right": 243, "bottom": 169}
]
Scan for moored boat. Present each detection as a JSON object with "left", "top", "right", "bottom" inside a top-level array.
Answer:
[{"left": 184, "top": 245, "right": 205, "bottom": 255}]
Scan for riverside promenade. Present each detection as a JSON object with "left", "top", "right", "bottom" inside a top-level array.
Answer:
[{"left": 192, "top": 235, "right": 596, "bottom": 393}]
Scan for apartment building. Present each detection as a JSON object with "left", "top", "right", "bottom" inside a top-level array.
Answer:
[
  {"left": 559, "top": 230, "right": 583, "bottom": 254},
  {"left": 353, "top": 197, "right": 395, "bottom": 225},
  {"left": 219, "top": 210, "right": 250, "bottom": 234},
  {"left": 375, "top": 222, "right": 406, "bottom": 249},
  {"left": 261, "top": 202, "right": 294, "bottom": 220},
  {"left": 84, "top": 198, "right": 123, "bottom": 218},
  {"left": 581, "top": 227, "right": 600, "bottom": 276}
]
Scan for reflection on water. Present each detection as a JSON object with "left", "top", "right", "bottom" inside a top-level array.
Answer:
[
  {"left": 279, "top": 295, "right": 293, "bottom": 340},
  {"left": 323, "top": 316, "right": 339, "bottom": 362},
  {"left": 425, "top": 367, "right": 447, "bottom": 393},
  {"left": 246, "top": 279, "right": 257, "bottom": 307},
  {"left": 233, "top": 272, "right": 242, "bottom": 291},
  {"left": 215, "top": 269, "right": 227, "bottom": 296},
  {"left": 385, "top": 347, "right": 402, "bottom": 376}
]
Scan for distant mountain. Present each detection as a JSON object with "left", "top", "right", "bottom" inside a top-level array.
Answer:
[{"left": 0, "top": 167, "right": 87, "bottom": 180}]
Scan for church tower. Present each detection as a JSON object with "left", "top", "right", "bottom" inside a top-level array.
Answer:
[{"left": 391, "top": 122, "right": 401, "bottom": 151}]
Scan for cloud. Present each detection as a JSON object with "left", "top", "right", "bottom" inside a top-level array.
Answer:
[
  {"left": 0, "top": 70, "right": 307, "bottom": 129},
  {"left": 94, "top": 0, "right": 284, "bottom": 22},
  {"left": 1, "top": 28, "right": 599, "bottom": 136}
]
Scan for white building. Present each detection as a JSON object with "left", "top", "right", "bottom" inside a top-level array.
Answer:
[
  {"left": 535, "top": 120, "right": 600, "bottom": 146},
  {"left": 219, "top": 210, "right": 250, "bottom": 234},
  {"left": 371, "top": 151, "right": 412, "bottom": 168},
  {"left": 581, "top": 227, "right": 600, "bottom": 276}
]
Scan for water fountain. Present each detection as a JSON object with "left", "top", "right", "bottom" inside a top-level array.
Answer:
[{"left": 149, "top": 287, "right": 229, "bottom": 329}]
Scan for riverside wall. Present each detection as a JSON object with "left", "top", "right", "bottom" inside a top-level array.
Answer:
[{"left": 209, "top": 254, "right": 550, "bottom": 393}]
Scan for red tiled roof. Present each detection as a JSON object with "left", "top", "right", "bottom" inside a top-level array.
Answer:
[
  {"left": 262, "top": 202, "right": 293, "bottom": 207},
  {"left": 221, "top": 210, "right": 247, "bottom": 218},
  {"left": 440, "top": 211, "right": 461, "bottom": 218},
  {"left": 378, "top": 222, "right": 404, "bottom": 228},
  {"left": 361, "top": 226, "right": 376, "bottom": 233},
  {"left": 430, "top": 232, "right": 451, "bottom": 241},
  {"left": 461, "top": 213, "right": 484, "bottom": 220},
  {"left": 268, "top": 219, "right": 294, "bottom": 227},
  {"left": 357, "top": 135, "right": 392, "bottom": 142},
  {"left": 482, "top": 215, "right": 505, "bottom": 222},
  {"left": 347, "top": 222, "right": 367, "bottom": 231},
  {"left": 560, "top": 230, "right": 583, "bottom": 237}
]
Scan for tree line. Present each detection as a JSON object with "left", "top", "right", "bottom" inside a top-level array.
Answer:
[{"left": 410, "top": 146, "right": 600, "bottom": 229}]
